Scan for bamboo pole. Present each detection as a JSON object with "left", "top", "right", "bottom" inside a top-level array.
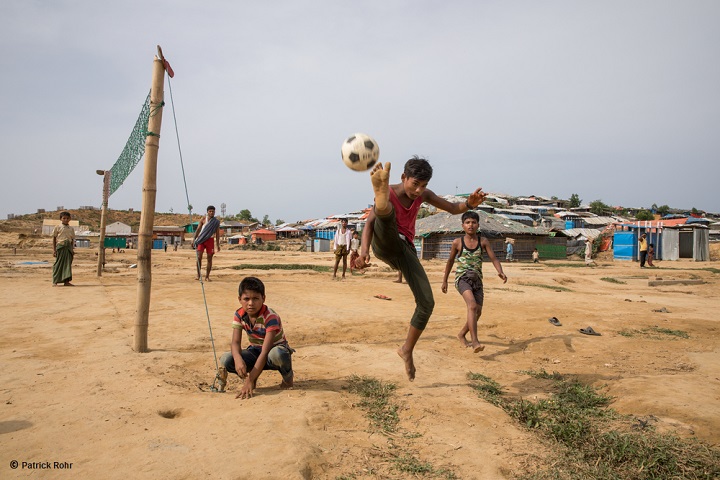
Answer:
[
  {"left": 134, "top": 50, "right": 166, "bottom": 353},
  {"left": 96, "top": 170, "right": 110, "bottom": 276}
]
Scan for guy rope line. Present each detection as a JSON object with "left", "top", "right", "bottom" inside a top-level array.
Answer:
[{"left": 163, "top": 55, "right": 224, "bottom": 393}]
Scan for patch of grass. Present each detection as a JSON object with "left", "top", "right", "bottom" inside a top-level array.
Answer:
[
  {"left": 345, "top": 376, "right": 459, "bottom": 479},
  {"left": 468, "top": 372, "right": 720, "bottom": 479},
  {"left": 650, "top": 326, "right": 689, "bottom": 338},
  {"left": 600, "top": 277, "right": 627, "bottom": 284},
  {"left": 231, "top": 263, "right": 331, "bottom": 272},
  {"left": 546, "top": 262, "right": 590, "bottom": 268},
  {"left": 519, "top": 282, "right": 573, "bottom": 292},
  {"left": 467, "top": 372, "right": 504, "bottom": 406},
  {"left": 618, "top": 327, "right": 689, "bottom": 339},
  {"left": 346, "top": 375, "right": 399, "bottom": 434},
  {"left": 517, "top": 369, "right": 564, "bottom": 381}
]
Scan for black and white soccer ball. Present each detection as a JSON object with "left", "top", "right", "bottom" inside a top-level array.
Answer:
[{"left": 341, "top": 133, "right": 379, "bottom": 172}]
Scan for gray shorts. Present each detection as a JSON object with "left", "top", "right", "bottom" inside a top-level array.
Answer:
[{"left": 456, "top": 273, "right": 484, "bottom": 306}]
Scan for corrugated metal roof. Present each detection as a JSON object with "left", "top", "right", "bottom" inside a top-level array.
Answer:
[
  {"left": 560, "top": 228, "right": 603, "bottom": 239},
  {"left": 582, "top": 216, "right": 616, "bottom": 225},
  {"left": 415, "top": 210, "right": 550, "bottom": 237}
]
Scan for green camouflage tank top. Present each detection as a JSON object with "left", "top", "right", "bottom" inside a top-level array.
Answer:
[{"left": 454, "top": 236, "right": 484, "bottom": 287}]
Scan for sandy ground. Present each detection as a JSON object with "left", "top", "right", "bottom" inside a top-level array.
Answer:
[{"left": 1, "top": 239, "right": 719, "bottom": 479}]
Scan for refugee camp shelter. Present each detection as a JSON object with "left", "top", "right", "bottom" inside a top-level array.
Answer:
[
  {"left": 251, "top": 229, "right": 277, "bottom": 243},
  {"left": 106, "top": 222, "right": 131, "bottom": 235},
  {"left": 227, "top": 234, "right": 247, "bottom": 245},
  {"left": 152, "top": 226, "right": 185, "bottom": 249},
  {"left": 612, "top": 218, "right": 708, "bottom": 261},
  {"left": 414, "top": 210, "right": 559, "bottom": 261},
  {"left": 42, "top": 219, "right": 81, "bottom": 235},
  {"left": 661, "top": 225, "right": 710, "bottom": 261}
]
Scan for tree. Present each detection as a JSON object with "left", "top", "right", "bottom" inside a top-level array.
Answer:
[
  {"left": 237, "top": 209, "right": 258, "bottom": 223},
  {"left": 569, "top": 193, "right": 582, "bottom": 208},
  {"left": 275, "top": 219, "right": 285, "bottom": 226},
  {"left": 262, "top": 214, "right": 270, "bottom": 226},
  {"left": 635, "top": 210, "right": 654, "bottom": 221},
  {"left": 589, "top": 199, "right": 610, "bottom": 216},
  {"left": 656, "top": 205, "right": 670, "bottom": 217}
]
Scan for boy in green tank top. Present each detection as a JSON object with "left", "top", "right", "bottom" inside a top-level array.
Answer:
[{"left": 442, "top": 211, "right": 507, "bottom": 353}]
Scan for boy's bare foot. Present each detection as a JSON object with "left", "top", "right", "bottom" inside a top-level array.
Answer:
[
  {"left": 457, "top": 333, "right": 471, "bottom": 348},
  {"left": 63, "top": 281, "right": 74, "bottom": 286},
  {"left": 471, "top": 342, "right": 485, "bottom": 353},
  {"left": 204, "top": 277, "right": 211, "bottom": 282},
  {"left": 397, "top": 346, "right": 416, "bottom": 381},
  {"left": 280, "top": 377, "right": 294, "bottom": 389},
  {"left": 371, "top": 162, "right": 392, "bottom": 216}
]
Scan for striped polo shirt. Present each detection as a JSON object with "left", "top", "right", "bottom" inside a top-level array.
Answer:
[{"left": 232, "top": 304, "right": 287, "bottom": 348}]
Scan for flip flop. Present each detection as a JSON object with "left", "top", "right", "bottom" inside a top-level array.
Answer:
[
  {"left": 374, "top": 294, "right": 392, "bottom": 300},
  {"left": 548, "top": 317, "right": 562, "bottom": 326},
  {"left": 579, "top": 327, "right": 601, "bottom": 336}
]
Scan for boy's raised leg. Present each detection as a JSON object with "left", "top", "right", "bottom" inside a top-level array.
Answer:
[{"left": 371, "top": 162, "right": 392, "bottom": 216}]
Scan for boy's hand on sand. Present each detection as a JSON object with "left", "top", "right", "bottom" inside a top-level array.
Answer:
[
  {"left": 467, "top": 187, "right": 487, "bottom": 208},
  {"left": 236, "top": 380, "right": 254, "bottom": 399}
]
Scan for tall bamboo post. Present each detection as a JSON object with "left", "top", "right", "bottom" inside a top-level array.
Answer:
[
  {"left": 96, "top": 170, "right": 110, "bottom": 276},
  {"left": 134, "top": 49, "right": 167, "bottom": 353}
]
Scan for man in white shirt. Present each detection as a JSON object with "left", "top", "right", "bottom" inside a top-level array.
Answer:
[{"left": 332, "top": 218, "right": 353, "bottom": 280}]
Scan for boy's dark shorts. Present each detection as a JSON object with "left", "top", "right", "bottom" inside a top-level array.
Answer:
[
  {"left": 334, "top": 245, "right": 348, "bottom": 259},
  {"left": 456, "top": 272, "right": 484, "bottom": 306}
]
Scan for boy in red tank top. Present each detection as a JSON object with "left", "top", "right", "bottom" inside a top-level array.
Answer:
[{"left": 358, "top": 157, "right": 487, "bottom": 381}]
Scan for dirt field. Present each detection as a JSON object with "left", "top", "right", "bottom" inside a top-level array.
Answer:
[{"left": 1, "top": 236, "right": 719, "bottom": 479}]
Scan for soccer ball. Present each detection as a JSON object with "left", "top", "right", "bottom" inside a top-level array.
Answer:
[{"left": 341, "top": 133, "right": 379, "bottom": 171}]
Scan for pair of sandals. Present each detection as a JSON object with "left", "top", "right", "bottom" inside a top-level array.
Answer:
[{"left": 548, "top": 317, "right": 601, "bottom": 336}]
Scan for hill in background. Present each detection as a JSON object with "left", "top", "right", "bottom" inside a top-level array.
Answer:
[{"left": 0, "top": 209, "right": 198, "bottom": 234}]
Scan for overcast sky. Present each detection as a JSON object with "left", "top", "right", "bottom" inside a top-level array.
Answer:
[{"left": 2, "top": 1, "right": 718, "bottom": 223}]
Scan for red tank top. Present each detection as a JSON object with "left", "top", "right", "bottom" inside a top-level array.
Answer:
[{"left": 389, "top": 187, "right": 423, "bottom": 241}]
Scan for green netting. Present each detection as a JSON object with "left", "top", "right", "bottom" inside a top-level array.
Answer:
[{"left": 109, "top": 92, "right": 151, "bottom": 196}]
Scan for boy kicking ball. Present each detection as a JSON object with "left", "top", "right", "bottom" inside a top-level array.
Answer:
[
  {"left": 357, "top": 157, "right": 487, "bottom": 381},
  {"left": 442, "top": 211, "right": 507, "bottom": 353}
]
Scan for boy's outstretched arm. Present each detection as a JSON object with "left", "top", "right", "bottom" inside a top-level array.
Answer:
[
  {"left": 441, "top": 239, "right": 461, "bottom": 293},
  {"left": 481, "top": 236, "right": 507, "bottom": 283},
  {"left": 424, "top": 187, "right": 487, "bottom": 214}
]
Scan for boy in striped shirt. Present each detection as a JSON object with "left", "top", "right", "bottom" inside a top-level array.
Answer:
[{"left": 218, "top": 277, "right": 294, "bottom": 399}]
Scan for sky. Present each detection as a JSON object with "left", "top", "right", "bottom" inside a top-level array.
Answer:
[{"left": 1, "top": 1, "right": 719, "bottom": 223}]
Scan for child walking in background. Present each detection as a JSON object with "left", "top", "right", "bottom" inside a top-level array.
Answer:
[
  {"left": 647, "top": 243, "right": 656, "bottom": 267},
  {"left": 349, "top": 230, "right": 361, "bottom": 273},
  {"left": 357, "top": 157, "right": 487, "bottom": 380},
  {"left": 442, "top": 211, "right": 507, "bottom": 353}
]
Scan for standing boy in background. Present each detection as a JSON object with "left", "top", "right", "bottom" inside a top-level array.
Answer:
[
  {"left": 357, "top": 157, "right": 487, "bottom": 381},
  {"left": 332, "top": 218, "right": 352, "bottom": 280},
  {"left": 52, "top": 211, "right": 75, "bottom": 286},
  {"left": 442, "top": 211, "right": 507, "bottom": 353},
  {"left": 192, "top": 205, "right": 221, "bottom": 281}
]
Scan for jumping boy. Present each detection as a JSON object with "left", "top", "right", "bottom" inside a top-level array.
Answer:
[
  {"left": 441, "top": 211, "right": 507, "bottom": 353},
  {"left": 357, "top": 157, "right": 487, "bottom": 381},
  {"left": 192, "top": 205, "right": 221, "bottom": 281},
  {"left": 218, "top": 276, "right": 294, "bottom": 399}
]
